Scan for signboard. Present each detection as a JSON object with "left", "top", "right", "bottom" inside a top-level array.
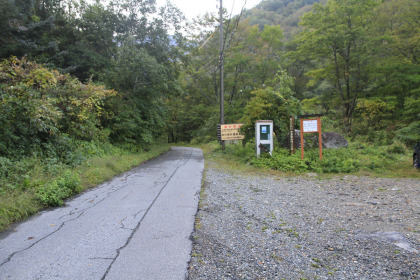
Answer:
[
  {"left": 299, "top": 115, "right": 323, "bottom": 160},
  {"left": 303, "top": 120, "right": 318, "bottom": 132},
  {"left": 289, "top": 116, "right": 295, "bottom": 155},
  {"left": 219, "top": 123, "right": 245, "bottom": 141}
]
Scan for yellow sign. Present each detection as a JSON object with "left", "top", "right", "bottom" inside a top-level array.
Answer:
[{"left": 220, "top": 124, "right": 245, "bottom": 140}]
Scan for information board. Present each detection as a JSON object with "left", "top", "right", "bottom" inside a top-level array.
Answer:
[
  {"left": 220, "top": 124, "right": 245, "bottom": 141},
  {"left": 299, "top": 116, "right": 323, "bottom": 160},
  {"left": 303, "top": 120, "right": 318, "bottom": 132}
]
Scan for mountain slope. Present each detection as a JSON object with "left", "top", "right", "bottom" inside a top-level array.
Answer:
[{"left": 243, "top": 0, "right": 325, "bottom": 37}]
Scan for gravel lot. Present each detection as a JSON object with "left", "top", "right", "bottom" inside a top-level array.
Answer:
[{"left": 188, "top": 161, "right": 420, "bottom": 280}]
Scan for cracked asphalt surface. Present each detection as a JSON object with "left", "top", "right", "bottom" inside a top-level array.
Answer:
[{"left": 0, "top": 147, "right": 204, "bottom": 280}]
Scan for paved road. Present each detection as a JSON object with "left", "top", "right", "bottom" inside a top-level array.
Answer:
[{"left": 0, "top": 147, "right": 204, "bottom": 280}]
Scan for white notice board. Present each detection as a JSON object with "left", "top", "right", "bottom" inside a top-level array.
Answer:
[{"left": 303, "top": 120, "right": 318, "bottom": 132}]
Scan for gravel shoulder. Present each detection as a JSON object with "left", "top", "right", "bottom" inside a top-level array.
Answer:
[{"left": 188, "top": 161, "right": 420, "bottom": 279}]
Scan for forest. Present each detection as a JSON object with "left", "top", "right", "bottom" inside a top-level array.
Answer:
[{"left": 0, "top": 0, "right": 419, "bottom": 228}]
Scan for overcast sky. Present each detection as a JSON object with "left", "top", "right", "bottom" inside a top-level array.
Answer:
[{"left": 156, "top": 0, "right": 262, "bottom": 21}]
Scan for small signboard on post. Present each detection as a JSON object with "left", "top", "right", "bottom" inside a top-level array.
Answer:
[
  {"left": 217, "top": 124, "right": 245, "bottom": 141},
  {"left": 299, "top": 115, "right": 323, "bottom": 160},
  {"left": 303, "top": 120, "right": 318, "bottom": 132},
  {"left": 289, "top": 116, "right": 295, "bottom": 155}
]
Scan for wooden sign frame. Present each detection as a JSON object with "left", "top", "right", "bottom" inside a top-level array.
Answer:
[{"left": 299, "top": 115, "right": 322, "bottom": 160}]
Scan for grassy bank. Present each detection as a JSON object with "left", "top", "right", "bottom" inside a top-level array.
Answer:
[
  {"left": 0, "top": 145, "right": 170, "bottom": 231},
  {"left": 198, "top": 141, "right": 420, "bottom": 179}
]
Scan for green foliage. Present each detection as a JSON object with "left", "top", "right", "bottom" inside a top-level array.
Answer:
[
  {"left": 244, "top": 0, "right": 322, "bottom": 37},
  {"left": 190, "top": 113, "right": 220, "bottom": 144},
  {"left": 0, "top": 57, "right": 116, "bottom": 158},
  {"left": 0, "top": 157, "right": 12, "bottom": 179},
  {"left": 296, "top": 0, "right": 380, "bottom": 132},
  {"left": 249, "top": 143, "right": 407, "bottom": 174},
  {"left": 1, "top": 0, "right": 183, "bottom": 151},
  {"left": 241, "top": 70, "right": 301, "bottom": 143},
  {"left": 251, "top": 149, "right": 309, "bottom": 172},
  {"left": 209, "top": 141, "right": 400, "bottom": 175},
  {"left": 402, "top": 97, "right": 420, "bottom": 122},
  {"left": 395, "top": 121, "right": 420, "bottom": 146},
  {"left": 386, "top": 141, "right": 407, "bottom": 155},
  {"left": 36, "top": 171, "right": 80, "bottom": 207},
  {"left": 315, "top": 150, "right": 360, "bottom": 173},
  {"left": 355, "top": 98, "right": 396, "bottom": 129}
]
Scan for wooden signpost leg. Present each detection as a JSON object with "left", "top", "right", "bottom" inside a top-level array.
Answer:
[
  {"left": 289, "top": 116, "right": 295, "bottom": 155},
  {"left": 300, "top": 118, "right": 304, "bottom": 159},
  {"left": 318, "top": 117, "right": 322, "bottom": 160},
  {"left": 299, "top": 116, "right": 323, "bottom": 160}
]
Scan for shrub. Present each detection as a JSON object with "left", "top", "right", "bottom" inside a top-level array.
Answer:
[
  {"left": 386, "top": 141, "right": 407, "bottom": 154},
  {"left": 0, "top": 157, "right": 12, "bottom": 178},
  {"left": 36, "top": 181, "right": 72, "bottom": 207},
  {"left": 36, "top": 171, "right": 80, "bottom": 207},
  {"left": 250, "top": 149, "right": 310, "bottom": 172},
  {"left": 247, "top": 143, "right": 403, "bottom": 174},
  {"left": 0, "top": 57, "right": 116, "bottom": 160}
]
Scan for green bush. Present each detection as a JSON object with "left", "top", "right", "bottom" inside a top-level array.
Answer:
[
  {"left": 250, "top": 150, "right": 310, "bottom": 172},
  {"left": 318, "top": 156, "right": 360, "bottom": 173},
  {"left": 36, "top": 182, "right": 72, "bottom": 207},
  {"left": 386, "top": 141, "right": 407, "bottom": 154},
  {"left": 247, "top": 143, "right": 403, "bottom": 174},
  {"left": 366, "top": 156, "right": 386, "bottom": 170},
  {"left": 36, "top": 171, "right": 80, "bottom": 207},
  {"left": 228, "top": 144, "right": 254, "bottom": 160},
  {"left": 395, "top": 121, "right": 420, "bottom": 146},
  {"left": 0, "top": 157, "right": 12, "bottom": 178},
  {"left": 0, "top": 57, "right": 116, "bottom": 160}
]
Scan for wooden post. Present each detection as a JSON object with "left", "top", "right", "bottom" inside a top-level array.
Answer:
[
  {"left": 300, "top": 118, "right": 304, "bottom": 159},
  {"left": 318, "top": 116, "right": 322, "bottom": 160},
  {"left": 219, "top": 0, "right": 225, "bottom": 151},
  {"left": 290, "top": 116, "right": 295, "bottom": 155}
]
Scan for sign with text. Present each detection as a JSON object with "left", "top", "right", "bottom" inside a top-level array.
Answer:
[
  {"left": 302, "top": 120, "right": 318, "bottom": 132},
  {"left": 219, "top": 123, "right": 245, "bottom": 141},
  {"left": 299, "top": 116, "right": 323, "bottom": 160}
]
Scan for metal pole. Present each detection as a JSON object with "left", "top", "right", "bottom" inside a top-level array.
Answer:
[{"left": 219, "top": 0, "right": 225, "bottom": 151}]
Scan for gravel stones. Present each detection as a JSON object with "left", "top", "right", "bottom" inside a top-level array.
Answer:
[{"left": 188, "top": 163, "right": 420, "bottom": 279}]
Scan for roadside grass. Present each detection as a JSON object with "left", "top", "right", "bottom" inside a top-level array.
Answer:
[
  {"left": 0, "top": 145, "right": 170, "bottom": 232},
  {"left": 79, "top": 146, "right": 170, "bottom": 187},
  {"left": 197, "top": 141, "right": 420, "bottom": 179}
]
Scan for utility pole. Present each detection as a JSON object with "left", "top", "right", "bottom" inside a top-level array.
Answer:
[{"left": 219, "top": 0, "right": 225, "bottom": 150}]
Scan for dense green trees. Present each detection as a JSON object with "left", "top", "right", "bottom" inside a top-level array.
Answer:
[
  {"left": 0, "top": 0, "right": 185, "bottom": 160},
  {"left": 241, "top": 70, "right": 301, "bottom": 142},
  {"left": 174, "top": 0, "right": 419, "bottom": 145},
  {"left": 296, "top": 0, "right": 379, "bottom": 132},
  {"left": 243, "top": 0, "right": 325, "bottom": 37},
  {"left": 0, "top": 57, "right": 115, "bottom": 158},
  {"left": 290, "top": 0, "right": 419, "bottom": 142}
]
